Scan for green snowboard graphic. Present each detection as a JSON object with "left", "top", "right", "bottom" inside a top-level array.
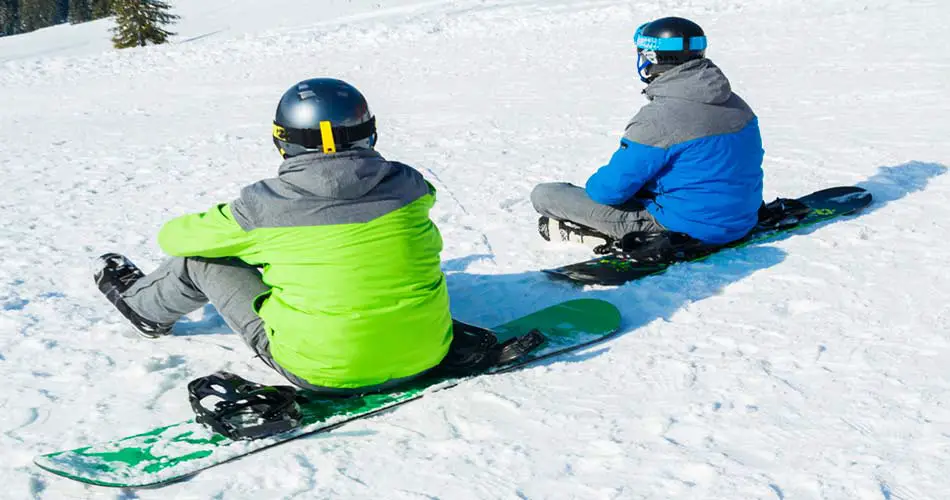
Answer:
[{"left": 35, "top": 298, "right": 622, "bottom": 488}]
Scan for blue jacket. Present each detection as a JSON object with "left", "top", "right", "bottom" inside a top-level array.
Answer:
[{"left": 585, "top": 59, "right": 764, "bottom": 245}]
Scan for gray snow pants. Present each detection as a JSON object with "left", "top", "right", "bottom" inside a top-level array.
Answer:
[
  {"left": 121, "top": 256, "right": 423, "bottom": 395},
  {"left": 530, "top": 182, "right": 665, "bottom": 239}
]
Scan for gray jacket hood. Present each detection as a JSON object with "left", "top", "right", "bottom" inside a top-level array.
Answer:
[
  {"left": 644, "top": 58, "right": 733, "bottom": 105},
  {"left": 230, "top": 149, "right": 431, "bottom": 231},
  {"left": 276, "top": 150, "right": 394, "bottom": 200},
  {"left": 623, "top": 58, "right": 755, "bottom": 150}
]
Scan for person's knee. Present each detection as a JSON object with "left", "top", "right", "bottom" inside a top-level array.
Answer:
[
  {"left": 529, "top": 184, "right": 548, "bottom": 212},
  {"left": 531, "top": 182, "right": 572, "bottom": 213},
  {"left": 179, "top": 256, "right": 242, "bottom": 293},
  {"left": 154, "top": 256, "right": 191, "bottom": 280}
]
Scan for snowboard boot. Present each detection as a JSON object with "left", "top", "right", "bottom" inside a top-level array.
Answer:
[
  {"left": 618, "top": 231, "right": 716, "bottom": 263},
  {"left": 434, "top": 321, "right": 546, "bottom": 377},
  {"left": 757, "top": 198, "right": 811, "bottom": 230},
  {"left": 94, "top": 253, "right": 174, "bottom": 339},
  {"left": 538, "top": 216, "right": 617, "bottom": 254}
]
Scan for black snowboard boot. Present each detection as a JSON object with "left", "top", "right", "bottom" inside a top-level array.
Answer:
[
  {"left": 538, "top": 216, "right": 616, "bottom": 254},
  {"left": 434, "top": 321, "right": 546, "bottom": 377},
  {"left": 618, "top": 231, "right": 716, "bottom": 262},
  {"left": 757, "top": 198, "right": 811, "bottom": 230},
  {"left": 94, "top": 253, "right": 173, "bottom": 339}
]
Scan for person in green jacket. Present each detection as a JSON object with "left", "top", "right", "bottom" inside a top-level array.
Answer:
[{"left": 95, "top": 78, "right": 453, "bottom": 394}]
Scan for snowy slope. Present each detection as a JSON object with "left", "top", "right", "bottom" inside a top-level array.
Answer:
[
  {"left": 2, "top": 0, "right": 949, "bottom": 498},
  {"left": 0, "top": 0, "right": 465, "bottom": 62}
]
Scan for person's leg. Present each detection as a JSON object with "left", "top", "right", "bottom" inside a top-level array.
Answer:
[
  {"left": 530, "top": 182, "right": 664, "bottom": 239},
  {"left": 121, "top": 257, "right": 267, "bottom": 332},
  {"left": 121, "top": 256, "right": 274, "bottom": 368},
  {"left": 125, "top": 257, "right": 428, "bottom": 396}
]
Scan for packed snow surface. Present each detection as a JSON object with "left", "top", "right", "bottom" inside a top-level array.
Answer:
[{"left": 1, "top": 0, "right": 949, "bottom": 498}]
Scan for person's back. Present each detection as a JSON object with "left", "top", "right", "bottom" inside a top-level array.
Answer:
[
  {"left": 96, "top": 78, "right": 451, "bottom": 395},
  {"left": 218, "top": 148, "right": 452, "bottom": 389},
  {"left": 532, "top": 17, "right": 764, "bottom": 247},
  {"left": 586, "top": 57, "right": 764, "bottom": 244}
]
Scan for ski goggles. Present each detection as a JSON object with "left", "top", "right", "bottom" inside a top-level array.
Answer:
[{"left": 633, "top": 22, "right": 708, "bottom": 52}]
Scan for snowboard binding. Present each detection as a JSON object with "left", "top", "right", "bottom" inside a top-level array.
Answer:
[
  {"left": 435, "top": 321, "right": 547, "bottom": 377},
  {"left": 615, "top": 231, "right": 716, "bottom": 263},
  {"left": 188, "top": 371, "right": 302, "bottom": 440},
  {"left": 757, "top": 197, "right": 811, "bottom": 230},
  {"left": 609, "top": 199, "right": 811, "bottom": 264}
]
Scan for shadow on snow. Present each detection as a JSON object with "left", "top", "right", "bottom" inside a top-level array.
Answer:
[
  {"left": 445, "top": 160, "right": 948, "bottom": 366},
  {"left": 856, "top": 160, "right": 946, "bottom": 213}
]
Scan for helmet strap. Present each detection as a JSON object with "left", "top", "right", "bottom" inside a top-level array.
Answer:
[{"left": 637, "top": 51, "right": 653, "bottom": 83}]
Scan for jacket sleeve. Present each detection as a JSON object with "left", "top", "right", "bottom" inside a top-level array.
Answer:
[
  {"left": 157, "top": 203, "right": 256, "bottom": 258},
  {"left": 585, "top": 137, "right": 667, "bottom": 205}
]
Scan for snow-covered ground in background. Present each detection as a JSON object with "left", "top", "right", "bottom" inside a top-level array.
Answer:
[{"left": 2, "top": 0, "right": 949, "bottom": 498}]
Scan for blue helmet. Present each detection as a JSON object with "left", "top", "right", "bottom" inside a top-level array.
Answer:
[
  {"left": 634, "top": 17, "right": 707, "bottom": 83},
  {"left": 272, "top": 78, "right": 377, "bottom": 159}
]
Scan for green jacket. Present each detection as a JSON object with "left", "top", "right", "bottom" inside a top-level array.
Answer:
[{"left": 158, "top": 150, "right": 452, "bottom": 389}]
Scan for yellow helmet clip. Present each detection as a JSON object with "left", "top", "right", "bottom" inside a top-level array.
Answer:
[{"left": 319, "top": 121, "right": 336, "bottom": 154}]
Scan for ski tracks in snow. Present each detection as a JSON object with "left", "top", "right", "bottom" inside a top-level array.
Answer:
[{"left": 2, "top": 0, "right": 950, "bottom": 498}]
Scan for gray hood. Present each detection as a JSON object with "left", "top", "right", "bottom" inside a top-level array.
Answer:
[
  {"left": 230, "top": 149, "right": 431, "bottom": 230},
  {"left": 622, "top": 58, "right": 755, "bottom": 150},
  {"left": 644, "top": 58, "right": 732, "bottom": 105},
  {"left": 276, "top": 150, "right": 393, "bottom": 200}
]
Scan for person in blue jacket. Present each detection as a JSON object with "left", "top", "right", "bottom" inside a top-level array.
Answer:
[{"left": 531, "top": 17, "right": 764, "bottom": 248}]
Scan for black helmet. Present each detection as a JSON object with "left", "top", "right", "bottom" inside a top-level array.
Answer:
[
  {"left": 272, "top": 78, "right": 377, "bottom": 158},
  {"left": 634, "top": 17, "right": 707, "bottom": 83}
]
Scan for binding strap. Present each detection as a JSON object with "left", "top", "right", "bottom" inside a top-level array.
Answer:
[{"left": 273, "top": 116, "right": 376, "bottom": 154}]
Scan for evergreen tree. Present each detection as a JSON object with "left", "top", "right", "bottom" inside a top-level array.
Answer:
[
  {"left": 0, "top": 0, "right": 19, "bottom": 36},
  {"left": 18, "top": 0, "right": 57, "bottom": 33},
  {"left": 54, "top": 0, "right": 67, "bottom": 23},
  {"left": 90, "top": 0, "right": 111, "bottom": 19},
  {"left": 68, "top": 0, "right": 92, "bottom": 24},
  {"left": 110, "top": 0, "right": 177, "bottom": 49},
  {"left": 4, "top": 0, "right": 107, "bottom": 35},
  {"left": 69, "top": 0, "right": 112, "bottom": 25}
]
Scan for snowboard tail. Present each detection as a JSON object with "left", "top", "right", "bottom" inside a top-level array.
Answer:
[
  {"left": 543, "top": 186, "right": 873, "bottom": 286},
  {"left": 34, "top": 298, "right": 622, "bottom": 488}
]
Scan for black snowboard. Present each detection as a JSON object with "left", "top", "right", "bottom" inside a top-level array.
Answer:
[{"left": 543, "top": 186, "right": 873, "bottom": 286}]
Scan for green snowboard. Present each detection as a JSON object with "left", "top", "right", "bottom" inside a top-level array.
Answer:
[{"left": 34, "top": 298, "right": 621, "bottom": 488}]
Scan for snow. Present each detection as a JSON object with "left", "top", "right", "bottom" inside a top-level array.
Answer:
[{"left": 1, "top": 0, "right": 949, "bottom": 497}]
